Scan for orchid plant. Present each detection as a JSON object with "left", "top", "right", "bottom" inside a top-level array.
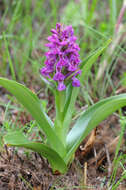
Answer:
[{"left": 1, "top": 24, "right": 126, "bottom": 174}]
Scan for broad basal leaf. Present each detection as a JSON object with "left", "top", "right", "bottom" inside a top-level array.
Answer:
[
  {"left": 0, "top": 77, "right": 66, "bottom": 156},
  {"left": 4, "top": 131, "right": 67, "bottom": 173},
  {"left": 65, "top": 94, "right": 126, "bottom": 163}
]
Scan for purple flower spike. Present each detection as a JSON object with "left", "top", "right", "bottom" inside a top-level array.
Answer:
[{"left": 40, "top": 23, "right": 81, "bottom": 91}]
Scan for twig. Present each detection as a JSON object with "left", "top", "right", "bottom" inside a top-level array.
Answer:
[
  {"left": 115, "top": 0, "right": 126, "bottom": 33},
  {"left": 4, "top": 144, "right": 11, "bottom": 161},
  {"left": 93, "top": 146, "right": 97, "bottom": 165},
  {"left": 83, "top": 162, "right": 87, "bottom": 190},
  {"left": 105, "top": 144, "right": 112, "bottom": 177},
  {"left": 90, "top": 136, "right": 123, "bottom": 167}
]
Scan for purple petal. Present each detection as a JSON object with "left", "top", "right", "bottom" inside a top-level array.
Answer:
[
  {"left": 45, "top": 43, "right": 55, "bottom": 48},
  {"left": 72, "top": 77, "right": 80, "bottom": 87},
  {"left": 60, "top": 41, "right": 68, "bottom": 46},
  {"left": 40, "top": 67, "right": 52, "bottom": 78},
  {"left": 51, "top": 29, "right": 57, "bottom": 34},
  {"left": 56, "top": 59, "right": 68, "bottom": 71},
  {"left": 68, "top": 64, "right": 77, "bottom": 72},
  {"left": 70, "top": 36, "right": 77, "bottom": 42},
  {"left": 53, "top": 72, "right": 65, "bottom": 81},
  {"left": 56, "top": 61, "right": 62, "bottom": 72},
  {"left": 57, "top": 81, "right": 66, "bottom": 91},
  {"left": 65, "top": 25, "right": 74, "bottom": 36}
]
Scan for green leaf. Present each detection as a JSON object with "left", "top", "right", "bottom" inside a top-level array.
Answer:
[
  {"left": 80, "top": 38, "right": 112, "bottom": 82},
  {"left": 65, "top": 94, "right": 126, "bottom": 163},
  {"left": 3, "top": 131, "right": 67, "bottom": 173},
  {"left": 0, "top": 77, "right": 66, "bottom": 156}
]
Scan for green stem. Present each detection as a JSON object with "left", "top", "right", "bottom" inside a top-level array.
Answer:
[{"left": 54, "top": 90, "right": 66, "bottom": 146}]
